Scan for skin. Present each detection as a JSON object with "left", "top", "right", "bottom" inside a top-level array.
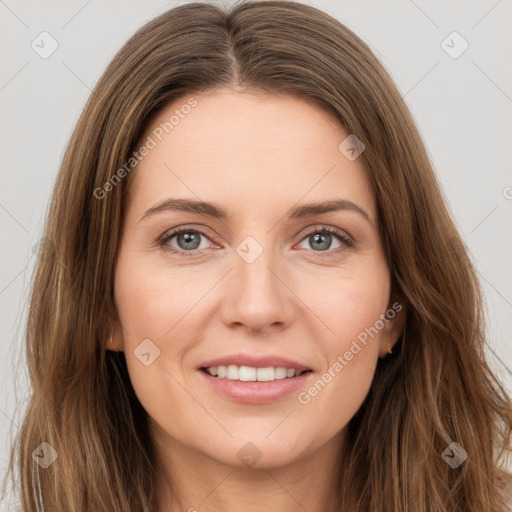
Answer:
[{"left": 110, "top": 87, "right": 404, "bottom": 512}]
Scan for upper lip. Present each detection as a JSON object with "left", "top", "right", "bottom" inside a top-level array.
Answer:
[{"left": 199, "top": 354, "right": 312, "bottom": 371}]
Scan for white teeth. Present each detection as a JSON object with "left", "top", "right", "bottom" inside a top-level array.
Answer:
[
  {"left": 257, "top": 367, "right": 275, "bottom": 381},
  {"left": 204, "top": 365, "right": 308, "bottom": 381},
  {"left": 273, "top": 367, "right": 287, "bottom": 380},
  {"left": 238, "top": 366, "right": 257, "bottom": 381},
  {"left": 226, "top": 365, "right": 239, "bottom": 380}
]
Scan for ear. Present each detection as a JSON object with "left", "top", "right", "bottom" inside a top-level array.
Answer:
[{"left": 378, "top": 300, "right": 405, "bottom": 358}]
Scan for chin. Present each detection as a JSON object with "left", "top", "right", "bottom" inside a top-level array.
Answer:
[{"left": 200, "top": 434, "right": 313, "bottom": 471}]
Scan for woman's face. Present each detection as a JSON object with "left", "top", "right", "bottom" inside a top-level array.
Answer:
[{"left": 113, "top": 88, "right": 403, "bottom": 469}]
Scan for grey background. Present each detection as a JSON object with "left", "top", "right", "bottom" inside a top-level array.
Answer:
[{"left": 1, "top": 0, "right": 511, "bottom": 505}]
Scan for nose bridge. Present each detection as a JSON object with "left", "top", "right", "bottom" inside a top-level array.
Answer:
[
  {"left": 235, "top": 233, "right": 282, "bottom": 301},
  {"left": 222, "top": 232, "right": 293, "bottom": 330}
]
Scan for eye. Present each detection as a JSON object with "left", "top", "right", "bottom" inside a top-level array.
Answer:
[
  {"left": 159, "top": 227, "right": 215, "bottom": 254},
  {"left": 158, "top": 225, "right": 353, "bottom": 257},
  {"left": 296, "top": 226, "right": 353, "bottom": 254}
]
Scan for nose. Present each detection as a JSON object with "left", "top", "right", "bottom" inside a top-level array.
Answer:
[{"left": 220, "top": 244, "right": 296, "bottom": 334}]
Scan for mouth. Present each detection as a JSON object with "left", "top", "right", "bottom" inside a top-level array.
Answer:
[
  {"left": 197, "top": 357, "right": 314, "bottom": 404},
  {"left": 200, "top": 365, "right": 312, "bottom": 381}
]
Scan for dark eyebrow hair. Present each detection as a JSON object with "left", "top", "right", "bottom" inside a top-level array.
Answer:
[
  {"left": 139, "top": 198, "right": 371, "bottom": 224},
  {"left": 288, "top": 199, "right": 371, "bottom": 223},
  {"left": 140, "top": 198, "right": 228, "bottom": 222}
]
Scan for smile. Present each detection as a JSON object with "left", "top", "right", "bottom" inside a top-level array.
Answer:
[
  {"left": 198, "top": 366, "right": 313, "bottom": 404},
  {"left": 202, "top": 365, "right": 310, "bottom": 381}
]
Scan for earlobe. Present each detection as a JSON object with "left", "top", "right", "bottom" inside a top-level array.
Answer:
[
  {"left": 106, "top": 333, "right": 115, "bottom": 351},
  {"left": 106, "top": 310, "right": 124, "bottom": 352},
  {"left": 378, "top": 303, "right": 406, "bottom": 358},
  {"left": 105, "top": 328, "right": 123, "bottom": 352},
  {"left": 105, "top": 332, "right": 118, "bottom": 352}
]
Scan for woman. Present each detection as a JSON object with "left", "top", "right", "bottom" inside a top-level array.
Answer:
[{"left": 6, "top": 1, "right": 512, "bottom": 510}]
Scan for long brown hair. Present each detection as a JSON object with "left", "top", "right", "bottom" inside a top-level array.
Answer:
[{"left": 6, "top": 1, "right": 512, "bottom": 510}]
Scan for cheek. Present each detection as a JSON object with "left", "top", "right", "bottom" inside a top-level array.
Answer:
[
  {"left": 294, "top": 262, "right": 390, "bottom": 355},
  {"left": 114, "top": 261, "right": 227, "bottom": 405},
  {"left": 332, "top": 284, "right": 388, "bottom": 358},
  {"left": 114, "top": 249, "right": 205, "bottom": 344},
  {"left": 292, "top": 265, "right": 389, "bottom": 413},
  {"left": 113, "top": 250, "right": 214, "bottom": 422},
  {"left": 293, "top": 285, "right": 385, "bottom": 439}
]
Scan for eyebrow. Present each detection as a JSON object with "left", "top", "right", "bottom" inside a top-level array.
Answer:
[{"left": 139, "top": 198, "right": 371, "bottom": 224}]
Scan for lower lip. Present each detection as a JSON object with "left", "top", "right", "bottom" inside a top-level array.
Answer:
[{"left": 198, "top": 369, "right": 313, "bottom": 404}]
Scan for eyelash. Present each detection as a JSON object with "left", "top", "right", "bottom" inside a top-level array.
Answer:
[{"left": 158, "top": 224, "right": 354, "bottom": 258}]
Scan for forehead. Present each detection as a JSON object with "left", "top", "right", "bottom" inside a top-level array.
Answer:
[{"left": 127, "top": 89, "right": 376, "bottom": 221}]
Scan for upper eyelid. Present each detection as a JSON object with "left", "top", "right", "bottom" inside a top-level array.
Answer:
[{"left": 160, "top": 224, "right": 218, "bottom": 244}]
